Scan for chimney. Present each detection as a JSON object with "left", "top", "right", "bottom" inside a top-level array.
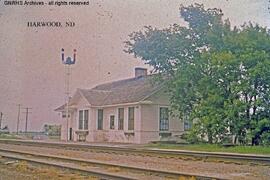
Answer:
[{"left": 135, "top": 67, "right": 147, "bottom": 78}]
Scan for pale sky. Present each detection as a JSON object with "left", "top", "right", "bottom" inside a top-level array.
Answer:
[{"left": 0, "top": 0, "right": 269, "bottom": 131}]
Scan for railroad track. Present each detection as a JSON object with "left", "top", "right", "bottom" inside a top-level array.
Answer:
[
  {"left": 0, "top": 139, "right": 269, "bottom": 165},
  {"left": 0, "top": 147, "right": 221, "bottom": 180}
]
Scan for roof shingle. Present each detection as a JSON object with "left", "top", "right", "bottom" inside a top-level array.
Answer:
[
  {"left": 82, "top": 75, "right": 162, "bottom": 106},
  {"left": 55, "top": 74, "right": 163, "bottom": 110}
]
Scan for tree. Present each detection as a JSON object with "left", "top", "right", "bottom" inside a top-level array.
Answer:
[{"left": 125, "top": 4, "right": 270, "bottom": 145}]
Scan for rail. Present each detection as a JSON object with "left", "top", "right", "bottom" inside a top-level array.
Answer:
[
  {"left": 0, "top": 147, "right": 221, "bottom": 180},
  {"left": 0, "top": 139, "right": 269, "bottom": 165}
]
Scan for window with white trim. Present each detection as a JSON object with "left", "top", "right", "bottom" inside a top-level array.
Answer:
[
  {"left": 118, "top": 108, "right": 124, "bottom": 130},
  {"left": 159, "top": 107, "right": 169, "bottom": 131},
  {"left": 128, "top": 107, "right": 135, "bottom": 130},
  {"left": 78, "top": 110, "right": 89, "bottom": 130},
  {"left": 184, "top": 121, "right": 192, "bottom": 130},
  {"left": 97, "top": 109, "right": 103, "bottom": 130},
  {"left": 110, "top": 115, "right": 115, "bottom": 130},
  {"left": 183, "top": 114, "right": 192, "bottom": 130}
]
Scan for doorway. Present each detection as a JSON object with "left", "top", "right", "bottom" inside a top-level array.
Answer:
[{"left": 69, "top": 128, "right": 72, "bottom": 141}]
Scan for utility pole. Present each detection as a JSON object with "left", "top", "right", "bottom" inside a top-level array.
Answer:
[
  {"left": 0, "top": 112, "right": 3, "bottom": 129},
  {"left": 23, "top": 107, "right": 32, "bottom": 133},
  {"left": 16, "top": 104, "right": 21, "bottom": 134}
]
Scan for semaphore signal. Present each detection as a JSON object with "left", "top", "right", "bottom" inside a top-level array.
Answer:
[
  {"left": 61, "top": 48, "right": 77, "bottom": 141},
  {"left": 61, "top": 48, "right": 76, "bottom": 65}
]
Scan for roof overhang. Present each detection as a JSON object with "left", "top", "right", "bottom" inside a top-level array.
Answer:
[
  {"left": 54, "top": 88, "right": 91, "bottom": 112},
  {"left": 89, "top": 100, "right": 154, "bottom": 108},
  {"left": 55, "top": 105, "right": 77, "bottom": 112}
]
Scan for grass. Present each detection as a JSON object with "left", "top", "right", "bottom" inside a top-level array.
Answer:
[
  {"left": 9, "top": 160, "right": 98, "bottom": 180},
  {"left": 48, "top": 135, "right": 60, "bottom": 140},
  {"left": 0, "top": 133, "right": 60, "bottom": 140},
  {"left": 0, "top": 133, "right": 20, "bottom": 139},
  {"left": 146, "top": 143, "right": 270, "bottom": 155}
]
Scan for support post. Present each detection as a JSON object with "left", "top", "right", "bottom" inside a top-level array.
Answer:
[
  {"left": 0, "top": 112, "right": 3, "bottom": 129},
  {"left": 16, "top": 104, "right": 21, "bottom": 134}
]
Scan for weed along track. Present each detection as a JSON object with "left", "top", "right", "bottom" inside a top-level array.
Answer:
[
  {"left": 0, "top": 139, "right": 270, "bottom": 179},
  {"left": 0, "top": 139, "right": 270, "bottom": 165},
  {"left": 0, "top": 148, "right": 218, "bottom": 180}
]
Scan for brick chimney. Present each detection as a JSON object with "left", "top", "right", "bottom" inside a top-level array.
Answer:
[{"left": 135, "top": 67, "right": 147, "bottom": 78}]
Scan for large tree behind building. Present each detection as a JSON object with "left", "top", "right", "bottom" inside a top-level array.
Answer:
[{"left": 125, "top": 4, "right": 270, "bottom": 145}]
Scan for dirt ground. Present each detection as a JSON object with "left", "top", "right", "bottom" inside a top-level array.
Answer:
[
  {"left": 0, "top": 157, "right": 97, "bottom": 180},
  {"left": 0, "top": 143, "right": 270, "bottom": 179}
]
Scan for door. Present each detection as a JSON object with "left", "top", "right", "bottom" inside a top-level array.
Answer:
[{"left": 69, "top": 128, "right": 72, "bottom": 140}]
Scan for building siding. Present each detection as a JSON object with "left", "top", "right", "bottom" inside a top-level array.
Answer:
[{"left": 60, "top": 86, "right": 184, "bottom": 144}]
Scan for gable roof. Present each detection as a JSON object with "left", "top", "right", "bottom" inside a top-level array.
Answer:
[
  {"left": 55, "top": 75, "right": 164, "bottom": 110},
  {"left": 83, "top": 75, "right": 164, "bottom": 106}
]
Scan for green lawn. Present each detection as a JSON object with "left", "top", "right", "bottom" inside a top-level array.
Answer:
[
  {"left": 0, "top": 133, "right": 20, "bottom": 140},
  {"left": 146, "top": 143, "right": 270, "bottom": 155},
  {"left": 48, "top": 135, "right": 60, "bottom": 140}
]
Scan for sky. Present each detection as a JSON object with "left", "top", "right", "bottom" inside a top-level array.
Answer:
[{"left": 0, "top": 0, "right": 269, "bottom": 132}]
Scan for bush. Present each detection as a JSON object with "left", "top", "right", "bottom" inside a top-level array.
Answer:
[
  {"left": 181, "top": 130, "right": 205, "bottom": 144},
  {"left": 260, "top": 132, "right": 270, "bottom": 146}
]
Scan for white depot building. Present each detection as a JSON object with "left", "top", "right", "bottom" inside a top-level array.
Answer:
[{"left": 55, "top": 68, "right": 190, "bottom": 144}]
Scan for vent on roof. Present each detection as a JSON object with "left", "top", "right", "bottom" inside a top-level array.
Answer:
[{"left": 135, "top": 67, "right": 147, "bottom": 78}]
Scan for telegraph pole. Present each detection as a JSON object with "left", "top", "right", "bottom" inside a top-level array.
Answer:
[
  {"left": 16, "top": 104, "right": 21, "bottom": 134},
  {"left": 0, "top": 112, "right": 3, "bottom": 129},
  {"left": 23, "top": 107, "right": 32, "bottom": 133}
]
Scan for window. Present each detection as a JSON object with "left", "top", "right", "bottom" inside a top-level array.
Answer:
[
  {"left": 184, "top": 121, "right": 192, "bottom": 130},
  {"left": 118, "top": 108, "right": 124, "bottom": 130},
  {"left": 110, "top": 115, "right": 115, "bottom": 129},
  {"left": 184, "top": 120, "right": 192, "bottom": 131},
  {"left": 159, "top": 107, "right": 169, "bottom": 131},
  {"left": 97, "top": 109, "right": 103, "bottom": 130},
  {"left": 78, "top": 110, "right": 89, "bottom": 130},
  {"left": 84, "top": 110, "right": 89, "bottom": 130},
  {"left": 128, "top": 107, "right": 135, "bottom": 130},
  {"left": 79, "top": 110, "right": 83, "bottom": 129},
  {"left": 183, "top": 114, "right": 192, "bottom": 130}
]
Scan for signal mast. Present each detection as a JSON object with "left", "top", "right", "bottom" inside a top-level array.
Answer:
[{"left": 61, "top": 48, "right": 76, "bottom": 141}]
